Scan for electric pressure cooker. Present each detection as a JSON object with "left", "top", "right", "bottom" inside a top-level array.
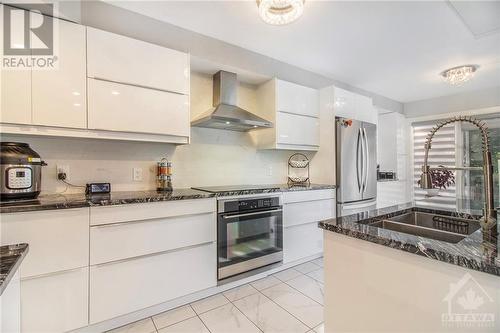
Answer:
[{"left": 0, "top": 142, "right": 45, "bottom": 200}]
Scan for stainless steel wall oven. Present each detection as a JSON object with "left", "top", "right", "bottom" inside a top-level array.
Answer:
[{"left": 217, "top": 195, "right": 283, "bottom": 280}]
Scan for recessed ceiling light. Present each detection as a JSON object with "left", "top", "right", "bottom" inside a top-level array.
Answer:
[
  {"left": 257, "top": 0, "right": 305, "bottom": 25},
  {"left": 440, "top": 65, "right": 479, "bottom": 86},
  {"left": 225, "top": 121, "right": 231, "bottom": 125}
]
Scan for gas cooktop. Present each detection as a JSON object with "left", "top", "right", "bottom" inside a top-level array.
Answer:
[{"left": 191, "top": 184, "right": 281, "bottom": 194}]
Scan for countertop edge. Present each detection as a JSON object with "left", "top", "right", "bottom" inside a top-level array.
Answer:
[
  {"left": 318, "top": 221, "right": 500, "bottom": 277},
  {"left": 0, "top": 244, "right": 29, "bottom": 296},
  {"left": 0, "top": 184, "right": 336, "bottom": 213}
]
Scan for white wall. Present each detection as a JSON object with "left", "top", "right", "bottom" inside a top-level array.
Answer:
[
  {"left": 404, "top": 86, "right": 500, "bottom": 118},
  {"left": 1, "top": 72, "right": 333, "bottom": 194}
]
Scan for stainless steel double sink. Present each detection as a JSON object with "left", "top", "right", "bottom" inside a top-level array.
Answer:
[{"left": 368, "top": 211, "right": 480, "bottom": 244}]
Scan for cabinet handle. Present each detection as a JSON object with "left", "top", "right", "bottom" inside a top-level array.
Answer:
[{"left": 222, "top": 209, "right": 282, "bottom": 219}]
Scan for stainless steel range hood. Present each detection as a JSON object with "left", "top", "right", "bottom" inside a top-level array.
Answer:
[{"left": 191, "top": 71, "right": 273, "bottom": 132}]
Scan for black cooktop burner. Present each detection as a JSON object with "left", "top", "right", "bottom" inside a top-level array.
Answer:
[{"left": 191, "top": 184, "right": 281, "bottom": 194}]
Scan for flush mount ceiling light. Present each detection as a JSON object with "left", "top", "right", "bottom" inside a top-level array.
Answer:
[
  {"left": 257, "top": 0, "right": 305, "bottom": 25},
  {"left": 440, "top": 65, "right": 479, "bottom": 86}
]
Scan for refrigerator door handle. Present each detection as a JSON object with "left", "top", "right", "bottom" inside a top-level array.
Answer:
[
  {"left": 362, "top": 127, "right": 369, "bottom": 193},
  {"left": 356, "top": 128, "right": 362, "bottom": 192}
]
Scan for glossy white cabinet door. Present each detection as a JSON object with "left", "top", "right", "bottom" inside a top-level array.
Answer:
[
  {"left": 1, "top": 270, "right": 20, "bottom": 333},
  {"left": 0, "top": 8, "right": 31, "bottom": 125},
  {"left": 276, "top": 79, "right": 319, "bottom": 117},
  {"left": 21, "top": 268, "right": 89, "bottom": 333},
  {"left": 276, "top": 111, "right": 319, "bottom": 148},
  {"left": 282, "top": 189, "right": 335, "bottom": 204},
  {"left": 333, "top": 87, "right": 356, "bottom": 120},
  {"left": 0, "top": 208, "right": 90, "bottom": 278},
  {"left": 90, "top": 212, "right": 216, "bottom": 265},
  {"left": 90, "top": 243, "right": 216, "bottom": 323},
  {"left": 283, "top": 199, "right": 335, "bottom": 228},
  {"left": 87, "top": 27, "right": 189, "bottom": 94},
  {"left": 32, "top": 17, "right": 86, "bottom": 128},
  {"left": 0, "top": 69, "right": 31, "bottom": 124},
  {"left": 355, "top": 93, "right": 376, "bottom": 124},
  {"left": 88, "top": 79, "right": 190, "bottom": 137},
  {"left": 89, "top": 198, "right": 215, "bottom": 226},
  {"left": 283, "top": 222, "right": 323, "bottom": 263}
]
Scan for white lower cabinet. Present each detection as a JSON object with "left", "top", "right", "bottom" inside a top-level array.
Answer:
[
  {"left": 90, "top": 212, "right": 215, "bottom": 265},
  {"left": 283, "top": 199, "right": 335, "bottom": 228},
  {"left": 0, "top": 208, "right": 90, "bottom": 279},
  {"left": 284, "top": 222, "right": 323, "bottom": 263},
  {"left": 21, "top": 268, "right": 89, "bottom": 333},
  {"left": 1, "top": 270, "right": 20, "bottom": 333},
  {"left": 90, "top": 243, "right": 216, "bottom": 323},
  {"left": 282, "top": 190, "right": 335, "bottom": 263}
]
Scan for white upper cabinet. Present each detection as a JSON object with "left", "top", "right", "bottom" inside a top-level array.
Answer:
[
  {"left": 276, "top": 112, "right": 319, "bottom": 148},
  {"left": 86, "top": 28, "right": 190, "bottom": 142},
  {"left": 88, "top": 79, "right": 189, "bottom": 137},
  {"left": 87, "top": 27, "right": 189, "bottom": 94},
  {"left": 1, "top": 69, "right": 31, "bottom": 125},
  {"left": 333, "top": 87, "right": 376, "bottom": 124},
  {"left": 0, "top": 7, "right": 31, "bottom": 125},
  {"left": 276, "top": 79, "right": 319, "bottom": 117},
  {"left": 32, "top": 17, "right": 86, "bottom": 128},
  {"left": 254, "top": 78, "right": 320, "bottom": 151},
  {"left": 0, "top": 10, "right": 86, "bottom": 129},
  {"left": 333, "top": 87, "right": 356, "bottom": 120}
]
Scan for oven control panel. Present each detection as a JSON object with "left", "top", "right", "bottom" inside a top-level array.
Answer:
[
  {"left": 6, "top": 167, "right": 32, "bottom": 189},
  {"left": 223, "top": 196, "right": 281, "bottom": 213}
]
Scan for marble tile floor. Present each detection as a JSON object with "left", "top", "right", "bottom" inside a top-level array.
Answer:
[{"left": 108, "top": 258, "right": 325, "bottom": 333}]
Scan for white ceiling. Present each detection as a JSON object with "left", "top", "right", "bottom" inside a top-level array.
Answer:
[{"left": 109, "top": 0, "right": 500, "bottom": 103}]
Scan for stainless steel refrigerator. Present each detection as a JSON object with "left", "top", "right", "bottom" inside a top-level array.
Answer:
[{"left": 336, "top": 117, "right": 377, "bottom": 216}]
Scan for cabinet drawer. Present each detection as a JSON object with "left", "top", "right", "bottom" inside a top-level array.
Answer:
[
  {"left": 90, "top": 243, "right": 216, "bottom": 323},
  {"left": 284, "top": 223, "right": 323, "bottom": 263},
  {"left": 87, "top": 27, "right": 189, "bottom": 94},
  {"left": 21, "top": 268, "right": 89, "bottom": 333},
  {"left": 90, "top": 212, "right": 216, "bottom": 265},
  {"left": 88, "top": 79, "right": 190, "bottom": 137},
  {"left": 89, "top": 198, "right": 215, "bottom": 226},
  {"left": 284, "top": 199, "right": 335, "bottom": 228},
  {"left": 276, "top": 80, "right": 319, "bottom": 117},
  {"left": 282, "top": 189, "right": 335, "bottom": 204},
  {"left": 0, "top": 208, "right": 89, "bottom": 278},
  {"left": 276, "top": 112, "right": 319, "bottom": 148}
]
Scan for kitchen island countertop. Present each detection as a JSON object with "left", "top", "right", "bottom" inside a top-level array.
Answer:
[{"left": 319, "top": 202, "right": 500, "bottom": 277}]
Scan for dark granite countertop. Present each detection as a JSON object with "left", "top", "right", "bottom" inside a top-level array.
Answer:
[
  {"left": 0, "top": 189, "right": 215, "bottom": 213},
  {"left": 319, "top": 202, "right": 500, "bottom": 277},
  {"left": 195, "top": 184, "right": 336, "bottom": 197},
  {"left": 0, "top": 244, "right": 29, "bottom": 296},
  {"left": 0, "top": 184, "right": 336, "bottom": 213}
]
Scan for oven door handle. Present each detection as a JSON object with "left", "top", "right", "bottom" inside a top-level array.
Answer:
[{"left": 222, "top": 209, "right": 282, "bottom": 219}]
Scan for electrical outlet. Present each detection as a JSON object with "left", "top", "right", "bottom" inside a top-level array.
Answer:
[
  {"left": 133, "top": 167, "right": 143, "bottom": 181},
  {"left": 56, "top": 165, "right": 70, "bottom": 181}
]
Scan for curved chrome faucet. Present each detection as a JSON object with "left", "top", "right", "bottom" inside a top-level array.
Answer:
[{"left": 420, "top": 116, "right": 497, "bottom": 233}]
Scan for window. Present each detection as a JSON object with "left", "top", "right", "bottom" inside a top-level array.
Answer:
[
  {"left": 412, "top": 113, "right": 500, "bottom": 213},
  {"left": 412, "top": 121, "right": 456, "bottom": 210}
]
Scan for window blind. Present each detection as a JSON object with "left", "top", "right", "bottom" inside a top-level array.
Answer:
[{"left": 412, "top": 122, "right": 457, "bottom": 210}]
